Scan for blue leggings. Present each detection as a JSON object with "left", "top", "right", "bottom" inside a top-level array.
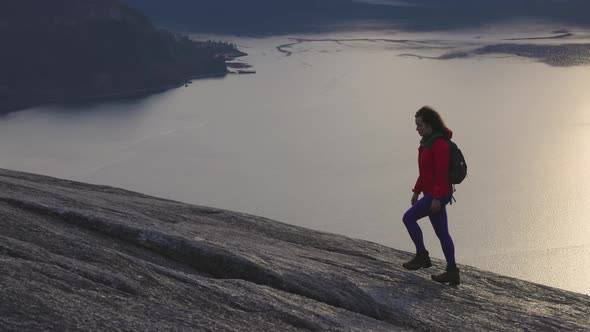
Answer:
[{"left": 403, "top": 194, "right": 456, "bottom": 265}]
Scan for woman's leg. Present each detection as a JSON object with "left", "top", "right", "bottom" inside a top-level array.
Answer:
[
  {"left": 403, "top": 195, "right": 433, "bottom": 253},
  {"left": 428, "top": 200, "right": 456, "bottom": 265}
]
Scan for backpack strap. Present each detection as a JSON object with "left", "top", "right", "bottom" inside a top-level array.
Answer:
[{"left": 445, "top": 138, "right": 456, "bottom": 205}]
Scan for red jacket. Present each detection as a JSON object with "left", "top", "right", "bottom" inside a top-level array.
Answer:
[{"left": 412, "top": 129, "right": 452, "bottom": 199}]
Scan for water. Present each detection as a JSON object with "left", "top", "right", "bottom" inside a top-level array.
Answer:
[{"left": 1, "top": 25, "right": 589, "bottom": 295}]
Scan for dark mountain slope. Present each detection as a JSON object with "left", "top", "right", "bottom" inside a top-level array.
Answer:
[
  {"left": 0, "top": 0, "right": 244, "bottom": 113},
  {"left": 122, "top": 0, "right": 590, "bottom": 34}
]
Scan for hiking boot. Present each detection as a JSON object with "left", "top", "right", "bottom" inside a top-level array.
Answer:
[
  {"left": 402, "top": 251, "right": 432, "bottom": 270},
  {"left": 431, "top": 265, "right": 460, "bottom": 286}
]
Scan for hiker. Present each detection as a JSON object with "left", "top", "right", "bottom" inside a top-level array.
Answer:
[{"left": 402, "top": 105, "right": 460, "bottom": 286}]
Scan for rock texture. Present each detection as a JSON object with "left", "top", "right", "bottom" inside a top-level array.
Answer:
[{"left": 0, "top": 168, "right": 588, "bottom": 331}]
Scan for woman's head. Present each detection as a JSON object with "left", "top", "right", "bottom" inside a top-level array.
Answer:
[{"left": 415, "top": 106, "right": 446, "bottom": 137}]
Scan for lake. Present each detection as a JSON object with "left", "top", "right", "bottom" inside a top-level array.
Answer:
[{"left": 2, "top": 23, "right": 589, "bottom": 294}]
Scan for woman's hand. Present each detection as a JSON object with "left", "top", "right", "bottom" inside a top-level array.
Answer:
[
  {"left": 430, "top": 198, "right": 441, "bottom": 214},
  {"left": 411, "top": 192, "right": 419, "bottom": 206}
]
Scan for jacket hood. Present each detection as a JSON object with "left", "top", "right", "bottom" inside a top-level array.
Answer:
[
  {"left": 445, "top": 128, "right": 453, "bottom": 139},
  {"left": 420, "top": 128, "right": 453, "bottom": 148}
]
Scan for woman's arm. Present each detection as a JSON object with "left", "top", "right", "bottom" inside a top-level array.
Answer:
[
  {"left": 432, "top": 139, "right": 450, "bottom": 199},
  {"left": 412, "top": 177, "right": 422, "bottom": 195},
  {"left": 412, "top": 147, "right": 423, "bottom": 194}
]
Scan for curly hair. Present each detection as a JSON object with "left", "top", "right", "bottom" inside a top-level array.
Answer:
[{"left": 415, "top": 106, "right": 447, "bottom": 134}]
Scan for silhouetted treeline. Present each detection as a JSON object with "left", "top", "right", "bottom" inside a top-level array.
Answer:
[
  {"left": 0, "top": 0, "right": 245, "bottom": 113},
  {"left": 121, "top": 0, "right": 394, "bottom": 34},
  {"left": 121, "top": 0, "right": 590, "bottom": 34}
]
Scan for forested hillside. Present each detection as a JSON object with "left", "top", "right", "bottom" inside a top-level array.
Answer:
[{"left": 0, "top": 0, "right": 244, "bottom": 113}]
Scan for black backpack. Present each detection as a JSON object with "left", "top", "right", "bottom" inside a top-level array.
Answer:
[{"left": 445, "top": 139, "right": 467, "bottom": 204}]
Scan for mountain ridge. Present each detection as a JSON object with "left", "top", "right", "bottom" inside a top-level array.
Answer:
[{"left": 121, "top": 0, "right": 590, "bottom": 34}]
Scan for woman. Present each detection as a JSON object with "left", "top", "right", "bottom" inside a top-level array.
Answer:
[{"left": 402, "top": 106, "right": 460, "bottom": 286}]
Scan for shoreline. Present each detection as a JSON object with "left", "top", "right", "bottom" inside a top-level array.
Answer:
[
  {"left": 1, "top": 48, "right": 250, "bottom": 115},
  {"left": 0, "top": 70, "right": 232, "bottom": 115}
]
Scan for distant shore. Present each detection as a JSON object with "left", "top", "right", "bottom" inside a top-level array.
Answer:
[
  {"left": 1, "top": 52, "right": 249, "bottom": 115},
  {"left": 1, "top": 73, "right": 226, "bottom": 115}
]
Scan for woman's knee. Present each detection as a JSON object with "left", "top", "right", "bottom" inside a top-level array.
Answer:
[{"left": 403, "top": 210, "right": 415, "bottom": 225}]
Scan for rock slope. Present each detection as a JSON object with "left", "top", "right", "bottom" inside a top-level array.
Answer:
[{"left": 0, "top": 168, "right": 588, "bottom": 331}]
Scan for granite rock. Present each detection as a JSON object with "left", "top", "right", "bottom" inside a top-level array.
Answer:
[{"left": 0, "top": 168, "right": 588, "bottom": 331}]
